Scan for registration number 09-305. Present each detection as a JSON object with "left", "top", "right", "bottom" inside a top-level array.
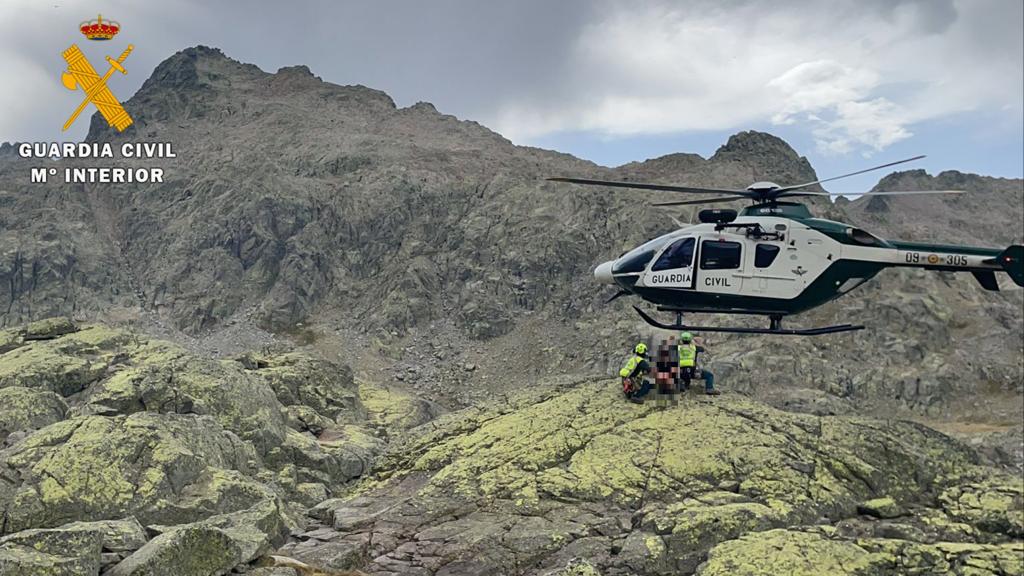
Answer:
[{"left": 904, "top": 252, "right": 968, "bottom": 266}]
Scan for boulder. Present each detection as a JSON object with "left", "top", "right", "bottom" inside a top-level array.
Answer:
[
  {"left": 0, "top": 387, "right": 68, "bottom": 444},
  {"left": 357, "top": 379, "right": 440, "bottom": 434},
  {"left": 108, "top": 497, "right": 290, "bottom": 576},
  {"left": 857, "top": 497, "right": 906, "bottom": 519},
  {"left": 22, "top": 318, "right": 78, "bottom": 341},
  {"left": 264, "top": 428, "right": 381, "bottom": 487},
  {"left": 0, "top": 412, "right": 257, "bottom": 534},
  {"left": 0, "top": 517, "right": 146, "bottom": 576},
  {"left": 247, "top": 353, "right": 363, "bottom": 422},
  {"left": 0, "top": 343, "right": 105, "bottom": 396},
  {"left": 80, "top": 338, "right": 289, "bottom": 456}
]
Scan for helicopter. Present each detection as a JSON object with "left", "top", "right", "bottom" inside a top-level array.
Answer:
[{"left": 550, "top": 156, "right": 1024, "bottom": 335}]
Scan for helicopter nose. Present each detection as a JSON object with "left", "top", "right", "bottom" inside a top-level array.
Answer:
[{"left": 595, "top": 260, "right": 615, "bottom": 285}]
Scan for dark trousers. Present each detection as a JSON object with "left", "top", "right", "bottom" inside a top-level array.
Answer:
[
  {"left": 679, "top": 367, "right": 715, "bottom": 391},
  {"left": 626, "top": 379, "right": 652, "bottom": 399}
]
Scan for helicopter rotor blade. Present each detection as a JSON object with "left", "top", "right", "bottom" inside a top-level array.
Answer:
[
  {"left": 651, "top": 195, "right": 750, "bottom": 206},
  {"left": 779, "top": 189, "right": 964, "bottom": 198},
  {"left": 547, "top": 177, "right": 746, "bottom": 196},
  {"left": 774, "top": 155, "right": 926, "bottom": 193}
]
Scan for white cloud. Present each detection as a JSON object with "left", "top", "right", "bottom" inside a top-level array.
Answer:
[
  {"left": 0, "top": 0, "right": 1018, "bottom": 161},
  {"left": 767, "top": 60, "right": 911, "bottom": 154},
  {"left": 490, "top": 0, "right": 1022, "bottom": 157}
]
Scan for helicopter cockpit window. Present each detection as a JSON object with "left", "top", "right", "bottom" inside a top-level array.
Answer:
[
  {"left": 612, "top": 237, "right": 671, "bottom": 274},
  {"left": 755, "top": 244, "right": 780, "bottom": 268},
  {"left": 652, "top": 238, "right": 695, "bottom": 271},
  {"left": 700, "top": 240, "right": 741, "bottom": 270}
]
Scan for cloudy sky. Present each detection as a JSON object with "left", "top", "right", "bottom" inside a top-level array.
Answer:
[{"left": 2, "top": 0, "right": 1021, "bottom": 190}]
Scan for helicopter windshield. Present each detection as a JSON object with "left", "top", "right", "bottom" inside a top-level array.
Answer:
[{"left": 612, "top": 235, "right": 673, "bottom": 274}]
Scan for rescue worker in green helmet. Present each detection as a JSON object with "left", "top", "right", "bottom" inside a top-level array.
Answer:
[
  {"left": 677, "top": 332, "right": 720, "bottom": 395},
  {"left": 620, "top": 342, "right": 653, "bottom": 404}
]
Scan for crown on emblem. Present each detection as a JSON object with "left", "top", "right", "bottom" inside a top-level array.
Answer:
[{"left": 79, "top": 14, "right": 120, "bottom": 41}]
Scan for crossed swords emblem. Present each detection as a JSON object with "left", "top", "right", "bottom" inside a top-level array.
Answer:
[{"left": 60, "top": 43, "right": 134, "bottom": 132}]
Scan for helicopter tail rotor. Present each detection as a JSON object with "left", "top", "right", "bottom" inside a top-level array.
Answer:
[{"left": 993, "top": 245, "right": 1024, "bottom": 287}]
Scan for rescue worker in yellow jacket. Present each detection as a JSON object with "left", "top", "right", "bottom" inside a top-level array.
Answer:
[
  {"left": 619, "top": 342, "right": 652, "bottom": 404},
  {"left": 677, "top": 332, "right": 720, "bottom": 395}
]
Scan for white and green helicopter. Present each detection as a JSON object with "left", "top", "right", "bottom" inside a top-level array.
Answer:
[{"left": 551, "top": 156, "right": 1023, "bottom": 335}]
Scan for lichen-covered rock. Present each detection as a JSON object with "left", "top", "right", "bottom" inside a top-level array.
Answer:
[
  {"left": 22, "top": 317, "right": 78, "bottom": 341},
  {"left": 0, "top": 387, "right": 68, "bottom": 444},
  {"left": 938, "top": 470, "right": 1024, "bottom": 538},
  {"left": 108, "top": 497, "right": 290, "bottom": 576},
  {"left": 0, "top": 517, "right": 146, "bottom": 575},
  {"left": 296, "top": 380, "right": 1014, "bottom": 576},
  {"left": 698, "top": 527, "right": 888, "bottom": 575},
  {"left": 551, "top": 559, "right": 602, "bottom": 576},
  {"left": 858, "top": 496, "right": 906, "bottom": 519},
  {"left": 0, "top": 545, "right": 98, "bottom": 576},
  {"left": 698, "top": 527, "right": 1024, "bottom": 576},
  {"left": 0, "top": 327, "right": 22, "bottom": 354},
  {"left": 0, "top": 321, "right": 391, "bottom": 575},
  {"left": 0, "top": 517, "right": 147, "bottom": 552},
  {"left": 398, "top": 381, "right": 974, "bottom": 516},
  {"left": 248, "top": 353, "right": 363, "bottom": 422},
  {"left": 264, "top": 428, "right": 381, "bottom": 487},
  {"left": 639, "top": 494, "right": 785, "bottom": 572},
  {"left": 0, "top": 413, "right": 257, "bottom": 534},
  {"left": 79, "top": 338, "right": 289, "bottom": 455},
  {"left": 0, "top": 341, "right": 106, "bottom": 396},
  {"left": 285, "top": 404, "right": 334, "bottom": 436},
  {"left": 358, "top": 379, "right": 440, "bottom": 434}
]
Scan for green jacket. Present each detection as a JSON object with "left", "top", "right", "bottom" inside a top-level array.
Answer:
[
  {"left": 619, "top": 354, "right": 650, "bottom": 378},
  {"left": 678, "top": 343, "right": 706, "bottom": 368}
]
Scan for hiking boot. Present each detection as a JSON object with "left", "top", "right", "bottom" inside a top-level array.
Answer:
[
  {"left": 705, "top": 389, "right": 721, "bottom": 396},
  {"left": 629, "top": 397, "right": 644, "bottom": 404}
]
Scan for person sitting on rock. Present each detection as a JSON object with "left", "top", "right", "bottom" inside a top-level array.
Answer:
[
  {"left": 619, "top": 342, "right": 652, "bottom": 404},
  {"left": 678, "top": 332, "right": 720, "bottom": 396}
]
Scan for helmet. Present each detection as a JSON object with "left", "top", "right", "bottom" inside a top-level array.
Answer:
[
  {"left": 680, "top": 332, "right": 693, "bottom": 343},
  {"left": 634, "top": 342, "right": 648, "bottom": 355}
]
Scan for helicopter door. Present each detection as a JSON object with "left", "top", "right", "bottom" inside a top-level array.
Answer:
[
  {"left": 698, "top": 239, "right": 744, "bottom": 295},
  {"left": 748, "top": 242, "right": 793, "bottom": 296},
  {"left": 645, "top": 237, "right": 696, "bottom": 289}
]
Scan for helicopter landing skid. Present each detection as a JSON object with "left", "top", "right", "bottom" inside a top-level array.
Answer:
[{"left": 633, "top": 306, "right": 864, "bottom": 336}]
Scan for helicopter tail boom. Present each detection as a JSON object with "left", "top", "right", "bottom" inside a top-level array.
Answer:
[{"left": 852, "top": 241, "right": 1023, "bottom": 291}]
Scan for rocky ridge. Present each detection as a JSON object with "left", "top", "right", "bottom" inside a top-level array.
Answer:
[
  {"left": 0, "top": 318, "right": 1021, "bottom": 575},
  {"left": 287, "top": 378, "right": 1022, "bottom": 575}
]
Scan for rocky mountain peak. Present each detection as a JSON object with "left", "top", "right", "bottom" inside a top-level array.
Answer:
[
  {"left": 711, "top": 130, "right": 800, "bottom": 162},
  {"left": 710, "top": 130, "right": 821, "bottom": 190},
  {"left": 141, "top": 45, "right": 255, "bottom": 91},
  {"left": 275, "top": 64, "right": 317, "bottom": 79}
]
